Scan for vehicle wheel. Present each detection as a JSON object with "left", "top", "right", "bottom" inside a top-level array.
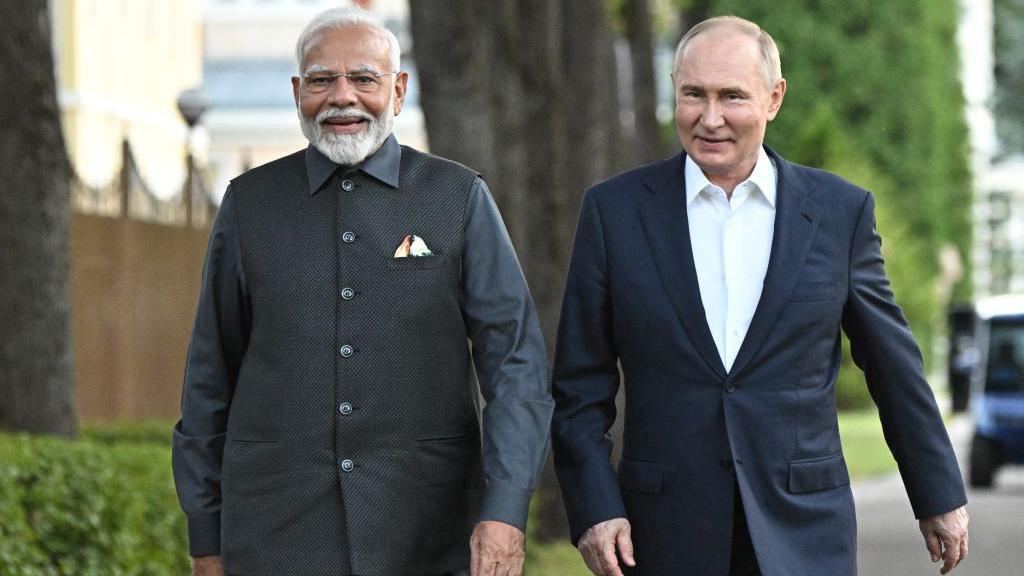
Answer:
[{"left": 969, "top": 434, "right": 999, "bottom": 488}]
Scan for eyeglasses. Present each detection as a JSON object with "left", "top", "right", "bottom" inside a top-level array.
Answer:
[{"left": 299, "top": 70, "right": 398, "bottom": 94}]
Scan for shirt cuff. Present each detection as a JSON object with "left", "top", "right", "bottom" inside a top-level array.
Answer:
[
  {"left": 478, "top": 478, "right": 533, "bottom": 531},
  {"left": 187, "top": 513, "right": 221, "bottom": 557}
]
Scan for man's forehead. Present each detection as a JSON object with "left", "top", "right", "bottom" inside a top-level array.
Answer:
[{"left": 302, "top": 26, "right": 391, "bottom": 68}]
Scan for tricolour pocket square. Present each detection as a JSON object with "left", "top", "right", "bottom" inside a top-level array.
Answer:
[{"left": 394, "top": 235, "right": 433, "bottom": 258}]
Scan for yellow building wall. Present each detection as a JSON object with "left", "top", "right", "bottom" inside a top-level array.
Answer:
[{"left": 52, "top": 0, "right": 202, "bottom": 198}]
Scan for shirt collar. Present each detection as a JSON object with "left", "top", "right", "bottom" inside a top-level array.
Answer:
[
  {"left": 305, "top": 133, "right": 401, "bottom": 195},
  {"left": 684, "top": 146, "right": 777, "bottom": 207}
]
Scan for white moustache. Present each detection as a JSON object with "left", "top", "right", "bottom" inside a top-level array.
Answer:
[{"left": 317, "top": 108, "right": 375, "bottom": 123}]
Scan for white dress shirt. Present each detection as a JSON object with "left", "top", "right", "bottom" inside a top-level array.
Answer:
[{"left": 685, "top": 147, "right": 777, "bottom": 372}]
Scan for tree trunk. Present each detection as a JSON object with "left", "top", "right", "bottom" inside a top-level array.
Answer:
[
  {"left": 0, "top": 0, "right": 77, "bottom": 436},
  {"left": 410, "top": 0, "right": 624, "bottom": 542},
  {"left": 624, "top": 0, "right": 662, "bottom": 163},
  {"left": 679, "top": 0, "right": 713, "bottom": 38}
]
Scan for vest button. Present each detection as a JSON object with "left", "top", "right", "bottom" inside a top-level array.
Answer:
[
  {"left": 341, "top": 287, "right": 355, "bottom": 300},
  {"left": 341, "top": 459, "right": 354, "bottom": 472},
  {"left": 342, "top": 231, "right": 356, "bottom": 243},
  {"left": 341, "top": 179, "right": 355, "bottom": 191},
  {"left": 339, "top": 344, "right": 354, "bottom": 358},
  {"left": 339, "top": 402, "right": 353, "bottom": 415}
]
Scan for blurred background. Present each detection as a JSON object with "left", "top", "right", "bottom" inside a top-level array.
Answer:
[{"left": 1, "top": 0, "right": 1023, "bottom": 573}]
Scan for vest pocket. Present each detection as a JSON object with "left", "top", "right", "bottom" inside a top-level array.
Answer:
[
  {"left": 385, "top": 254, "right": 449, "bottom": 271},
  {"left": 788, "top": 452, "right": 850, "bottom": 493}
]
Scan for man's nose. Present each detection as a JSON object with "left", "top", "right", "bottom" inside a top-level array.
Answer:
[
  {"left": 701, "top": 100, "right": 726, "bottom": 129},
  {"left": 327, "top": 76, "right": 359, "bottom": 108}
]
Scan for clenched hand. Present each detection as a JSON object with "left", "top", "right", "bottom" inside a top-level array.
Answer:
[
  {"left": 578, "top": 517, "right": 635, "bottom": 576},
  {"left": 919, "top": 505, "right": 969, "bottom": 574},
  {"left": 470, "top": 520, "right": 526, "bottom": 576}
]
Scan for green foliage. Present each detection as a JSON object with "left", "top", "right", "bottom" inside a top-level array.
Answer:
[
  {"left": 994, "top": 0, "right": 1024, "bottom": 155},
  {"left": 699, "top": 0, "right": 972, "bottom": 405},
  {"left": 0, "top": 431, "right": 187, "bottom": 576},
  {"left": 80, "top": 420, "right": 174, "bottom": 447}
]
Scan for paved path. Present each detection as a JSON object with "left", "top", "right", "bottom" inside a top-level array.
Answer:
[{"left": 855, "top": 417, "right": 1024, "bottom": 575}]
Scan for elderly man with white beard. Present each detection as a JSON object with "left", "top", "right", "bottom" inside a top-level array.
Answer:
[{"left": 171, "top": 7, "right": 553, "bottom": 576}]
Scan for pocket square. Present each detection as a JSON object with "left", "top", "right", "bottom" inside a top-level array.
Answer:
[{"left": 394, "top": 235, "right": 433, "bottom": 258}]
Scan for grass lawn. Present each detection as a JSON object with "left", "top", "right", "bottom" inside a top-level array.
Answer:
[
  {"left": 838, "top": 408, "right": 898, "bottom": 479},
  {"left": 524, "top": 409, "right": 899, "bottom": 575}
]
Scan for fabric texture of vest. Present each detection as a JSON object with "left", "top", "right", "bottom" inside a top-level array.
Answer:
[{"left": 221, "top": 145, "right": 482, "bottom": 575}]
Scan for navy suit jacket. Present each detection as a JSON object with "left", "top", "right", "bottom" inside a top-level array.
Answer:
[{"left": 551, "top": 147, "right": 966, "bottom": 576}]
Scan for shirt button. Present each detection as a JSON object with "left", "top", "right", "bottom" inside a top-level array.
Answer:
[
  {"left": 342, "top": 231, "right": 356, "bottom": 243},
  {"left": 339, "top": 344, "right": 354, "bottom": 358},
  {"left": 341, "top": 459, "right": 354, "bottom": 472},
  {"left": 725, "top": 382, "right": 737, "bottom": 393},
  {"left": 341, "top": 287, "right": 355, "bottom": 300},
  {"left": 341, "top": 180, "right": 355, "bottom": 191},
  {"left": 339, "top": 402, "right": 353, "bottom": 415}
]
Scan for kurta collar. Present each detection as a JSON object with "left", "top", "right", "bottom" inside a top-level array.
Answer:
[{"left": 305, "top": 133, "right": 401, "bottom": 195}]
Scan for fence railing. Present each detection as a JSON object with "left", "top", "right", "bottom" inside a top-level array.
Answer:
[{"left": 70, "top": 139, "right": 216, "bottom": 227}]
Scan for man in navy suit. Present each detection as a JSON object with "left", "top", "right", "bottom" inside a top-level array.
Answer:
[{"left": 551, "top": 15, "right": 969, "bottom": 576}]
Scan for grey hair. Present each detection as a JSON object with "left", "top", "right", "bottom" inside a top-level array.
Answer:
[
  {"left": 295, "top": 7, "right": 401, "bottom": 72},
  {"left": 673, "top": 16, "right": 782, "bottom": 88}
]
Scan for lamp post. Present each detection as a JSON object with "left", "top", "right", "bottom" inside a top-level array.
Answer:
[{"left": 177, "top": 87, "right": 208, "bottom": 226}]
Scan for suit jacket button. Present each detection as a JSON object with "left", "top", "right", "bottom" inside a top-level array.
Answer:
[
  {"left": 341, "top": 459, "right": 354, "bottom": 472},
  {"left": 342, "top": 180, "right": 355, "bottom": 191},
  {"left": 339, "top": 402, "right": 353, "bottom": 415},
  {"left": 725, "top": 382, "right": 737, "bottom": 393},
  {"left": 340, "top": 345, "right": 354, "bottom": 358},
  {"left": 342, "top": 231, "right": 356, "bottom": 243},
  {"left": 341, "top": 287, "right": 355, "bottom": 300}
]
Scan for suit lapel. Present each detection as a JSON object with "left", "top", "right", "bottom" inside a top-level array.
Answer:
[
  {"left": 728, "top": 148, "right": 821, "bottom": 379},
  {"left": 638, "top": 154, "right": 728, "bottom": 379}
]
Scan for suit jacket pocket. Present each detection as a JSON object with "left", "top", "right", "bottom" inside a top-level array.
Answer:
[
  {"left": 788, "top": 453, "right": 850, "bottom": 494},
  {"left": 618, "top": 457, "right": 663, "bottom": 494},
  {"left": 789, "top": 281, "right": 837, "bottom": 302}
]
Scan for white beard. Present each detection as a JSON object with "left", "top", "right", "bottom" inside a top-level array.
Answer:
[{"left": 299, "top": 96, "right": 394, "bottom": 166}]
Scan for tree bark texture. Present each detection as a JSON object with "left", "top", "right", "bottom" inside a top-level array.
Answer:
[
  {"left": 410, "top": 0, "right": 627, "bottom": 541},
  {"left": 624, "top": 0, "right": 663, "bottom": 164},
  {"left": 0, "top": 0, "right": 78, "bottom": 436}
]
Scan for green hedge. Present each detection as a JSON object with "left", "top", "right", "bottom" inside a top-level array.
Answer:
[{"left": 0, "top": 430, "right": 187, "bottom": 576}]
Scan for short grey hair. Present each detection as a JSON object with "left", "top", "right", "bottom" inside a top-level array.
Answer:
[
  {"left": 673, "top": 16, "right": 782, "bottom": 88},
  {"left": 295, "top": 7, "right": 401, "bottom": 72}
]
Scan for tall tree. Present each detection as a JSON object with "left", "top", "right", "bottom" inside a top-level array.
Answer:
[
  {"left": 410, "top": 0, "right": 624, "bottom": 540},
  {"left": 0, "top": 0, "right": 77, "bottom": 436},
  {"left": 623, "top": 0, "right": 662, "bottom": 164}
]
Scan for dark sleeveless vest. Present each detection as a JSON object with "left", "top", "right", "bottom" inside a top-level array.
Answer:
[{"left": 220, "top": 146, "right": 482, "bottom": 575}]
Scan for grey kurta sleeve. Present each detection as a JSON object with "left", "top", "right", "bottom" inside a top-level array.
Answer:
[
  {"left": 172, "top": 186, "right": 250, "bottom": 557},
  {"left": 461, "top": 178, "right": 554, "bottom": 530}
]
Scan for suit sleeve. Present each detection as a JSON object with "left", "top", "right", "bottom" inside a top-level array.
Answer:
[
  {"left": 550, "top": 189, "right": 626, "bottom": 543},
  {"left": 461, "top": 178, "right": 554, "bottom": 531},
  {"left": 172, "top": 186, "right": 250, "bottom": 557},
  {"left": 841, "top": 192, "right": 967, "bottom": 519}
]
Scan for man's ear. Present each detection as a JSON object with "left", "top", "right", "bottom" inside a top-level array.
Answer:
[
  {"left": 292, "top": 76, "right": 302, "bottom": 107},
  {"left": 392, "top": 72, "right": 409, "bottom": 116},
  {"left": 767, "top": 78, "right": 787, "bottom": 122}
]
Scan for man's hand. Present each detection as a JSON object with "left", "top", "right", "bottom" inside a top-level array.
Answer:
[
  {"left": 578, "top": 517, "right": 635, "bottom": 576},
  {"left": 470, "top": 520, "right": 526, "bottom": 576},
  {"left": 191, "top": 555, "right": 224, "bottom": 576},
  {"left": 919, "top": 505, "right": 969, "bottom": 574}
]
